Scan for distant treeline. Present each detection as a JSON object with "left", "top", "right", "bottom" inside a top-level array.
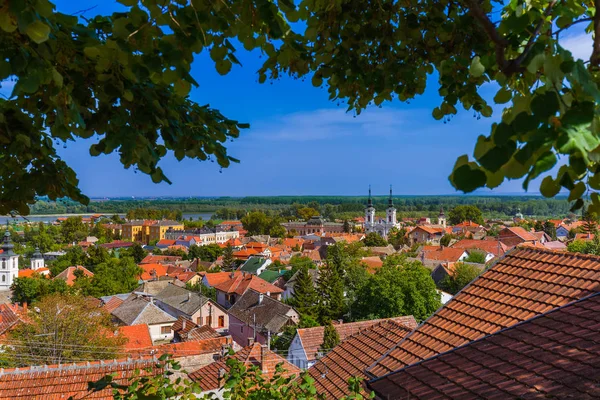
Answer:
[{"left": 27, "top": 195, "right": 574, "bottom": 219}]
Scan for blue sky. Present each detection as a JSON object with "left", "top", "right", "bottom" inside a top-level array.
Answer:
[{"left": 46, "top": 1, "right": 591, "bottom": 198}]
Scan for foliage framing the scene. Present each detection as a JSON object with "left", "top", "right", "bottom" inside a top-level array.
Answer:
[{"left": 3, "top": 0, "right": 600, "bottom": 213}]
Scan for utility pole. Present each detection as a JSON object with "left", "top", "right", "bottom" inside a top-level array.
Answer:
[
  {"left": 253, "top": 313, "right": 256, "bottom": 342},
  {"left": 267, "top": 330, "right": 271, "bottom": 350}
]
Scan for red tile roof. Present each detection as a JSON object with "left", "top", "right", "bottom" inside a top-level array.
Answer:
[
  {"left": 0, "top": 357, "right": 161, "bottom": 399},
  {"left": 102, "top": 296, "right": 125, "bottom": 314},
  {"left": 420, "top": 246, "right": 467, "bottom": 262},
  {"left": 0, "top": 304, "right": 21, "bottom": 336},
  {"left": 369, "top": 292, "right": 600, "bottom": 399},
  {"left": 308, "top": 320, "right": 413, "bottom": 398},
  {"left": 117, "top": 324, "right": 153, "bottom": 351},
  {"left": 367, "top": 247, "right": 600, "bottom": 378},
  {"left": 18, "top": 268, "right": 49, "bottom": 278},
  {"left": 453, "top": 220, "right": 482, "bottom": 228},
  {"left": 127, "top": 337, "right": 228, "bottom": 358},
  {"left": 138, "top": 263, "right": 168, "bottom": 281},
  {"left": 297, "top": 317, "right": 418, "bottom": 364},
  {"left": 499, "top": 226, "right": 539, "bottom": 242},
  {"left": 99, "top": 240, "right": 134, "bottom": 249},
  {"left": 213, "top": 273, "right": 283, "bottom": 296},
  {"left": 189, "top": 343, "right": 300, "bottom": 391},
  {"left": 200, "top": 271, "right": 242, "bottom": 287},
  {"left": 53, "top": 266, "right": 94, "bottom": 286},
  {"left": 156, "top": 239, "right": 176, "bottom": 246},
  {"left": 451, "top": 239, "right": 509, "bottom": 257},
  {"left": 140, "top": 255, "right": 182, "bottom": 264},
  {"left": 360, "top": 256, "right": 383, "bottom": 273},
  {"left": 171, "top": 316, "right": 221, "bottom": 341},
  {"left": 233, "top": 248, "right": 259, "bottom": 259}
]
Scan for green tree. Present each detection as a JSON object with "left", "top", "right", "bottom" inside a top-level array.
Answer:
[
  {"left": 582, "top": 211, "right": 599, "bottom": 234},
  {"left": 320, "top": 321, "right": 340, "bottom": 354},
  {"left": 86, "top": 246, "right": 110, "bottom": 269},
  {"left": 439, "top": 262, "right": 482, "bottom": 295},
  {"left": 291, "top": 266, "right": 318, "bottom": 316},
  {"left": 362, "top": 232, "right": 388, "bottom": 247},
  {"left": 343, "top": 219, "right": 352, "bottom": 233},
  {"left": 269, "top": 224, "right": 287, "bottom": 238},
  {"left": 297, "top": 207, "right": 319, "bottom": 221},
  {"left": 5, "top": 294, "right": 126, "bottom": 366},
  {"left": 121, "top": 243, "right": 147, "bottom": 263},
  {"left": 388, "top": 227, "right": 409, "bottom": 249},
  {"left": 222, "top": 243, "right": 236, "bottom": 271},
  {"left": 447, "top": 205, "right": 484, "bottom": 225},
  {"left": 568, "top": 236, "right": 600, "bottom": 255},
  {"left": 78, "top": 257, "right": 142, "bottom": 297},
  {"left": 439, "top": 234, "right": 453, "bottom": 247},
  {"left": 60, "top": 217, "right": 87, "bottom": 244},
  {"left": 317, "top": 247, "right": 346, "bottom": 323},
  {"left": 463, "top": 250, "right": 486, "bottom": 264},
  {"left": 351, "top": 257, "right": 441, "bottom": 321},
  {"left": 241, "top": 211, "right": 271, "bottom": 235},
  {"left": 188, "top": 243, "right": 223, "bottom": 262},
  {"left": 11, "top": 275, "right": 69, "bottom": 305},
  {"left": 543, "top": 221, "right": 557, "bottom": 240}
]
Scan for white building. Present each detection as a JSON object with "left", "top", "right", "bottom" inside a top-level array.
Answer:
[
  {"left": 0, "top": 229, "right": 18, "bottom": 290},
  {"left": 364, "top": 185, "right": 401, "bottom": 238},
  {"left": 30, "top": 248, "right": 45, "bottom": 270}
]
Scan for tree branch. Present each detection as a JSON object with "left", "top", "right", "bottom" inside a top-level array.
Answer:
[
  {"left": 591, "top": 0, "right": 600, "bottom": 66},
  {"left": 513, "top": 1, "right": 556, "bottom": 68},
  {"left": 465, "top": 0, "right": 508, "bottom": 71}
]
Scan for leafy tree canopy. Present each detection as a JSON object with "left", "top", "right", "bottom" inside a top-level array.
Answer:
[
  {"left": 438, "top": 262, "right": 482, "bottom": 295},
  {"left": 448, "top": 205, "right": 485, "bottom": 225},
  {"left": 362, "top": 232, "right": 388, "bottom": 247},
  {"left": 5, "top": 0, "right": 600, "bottom": 215}
]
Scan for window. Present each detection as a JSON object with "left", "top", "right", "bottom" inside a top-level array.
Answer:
[
  {"left": 241, "top": 326, "right": 244, "bottom": 333},
  {"left": 1, "top": 259, "right": 4, "bottom": 269},
  {"left": 2, "top": 276, "right": 5, "bottom": 282},
  {"left": 206, "top": 316, "right": 212, "bottom": 326},
  {"left": 160, "top": 326, "right": 170, "bottom": 335},
  {"left": 218, "top": 316, "right": 225, "bottom": 328}
]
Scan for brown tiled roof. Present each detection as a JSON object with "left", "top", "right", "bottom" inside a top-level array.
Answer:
[
  {"left": 117, "top": 324, "right": 153, "bottom": 350},
  {"left": 297, "top": 317, "right": 418, "bottom": 363},
  {"left": 102, "top": 296, "right": 124, "bottom": 314},
  {"left": 53, "top": 266, "right": 94, "bottom": 286},
  {"left": 0, "top": 357, "right": 161, "bottom": 399},
  {"left": 188, "top": 342, "right": 300, "bottom": 391},
  {"left": 200, "top": 271, "right": 242, "bottom": 287},
  {"left": 360, "top": 256, "right": 383, "bottom": 273},
  {"left": 368, "top": 292, "right": 600, "bottom": 399},
  {"left": 140, "top": 255, "right": 182, "bottom": 264},
  {"left": 0, "top": 304, "right": 20, "bottom": 336},
  {"left": 308, "top": 320, "right": 412, "bottom": 399},
  {"left": 499, "top": 226, "right": 539, "bottom": 242},
  {"left": 367, "top": 247, "right": 600, "bottom": 377},
  {"left": 171, "top": 316, "right": 221, "bottom": 341},
  {"left": 420, "top": 247, "right": 466, "bottom": 262},
  {"left": 213, "top": 273, "right": 283, "bottom": 296},
  {"left": 451, "top": 239, "right": 509, "bottom": 257}
]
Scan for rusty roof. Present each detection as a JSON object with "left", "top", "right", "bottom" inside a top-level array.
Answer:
[
  {"left": 367, "top": 247, "right": 600, "bottom": 378},
  {"left": 297, "top": 316, "right": 418, "bottom": 364},
  {"left": 0, "top": 357, "right": 161, "bottom": 399},
  {"left": 368, "top": 291, "right": 600, "bottom": 399},
  {"left": 188, "top": 342, "right": 300, "bottom": 391},
  {"left": 308, "top": 320, "right": 412, "bottom": 399}
]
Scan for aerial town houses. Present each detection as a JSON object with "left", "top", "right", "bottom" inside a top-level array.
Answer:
[{"left": 1, "top": 199, "right": 600, "bottom": 398}]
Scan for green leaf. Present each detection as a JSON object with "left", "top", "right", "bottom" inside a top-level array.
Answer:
[
  {"left": 123, "top": 90, "right": 134, "bottom": 102},
  {"left": 84, "top": 47, "right": 101, "bottom": 59},
  {"left": 312, "top": 74, "right": 323, "bottom": 87},
  {"left": 526, "top": 53, "right": 545, "bottom": 74},
  {"left": 493, "top": 88, "right": 512, "bottom": 104},
  {"left": 531, "top": 91, "right": 559, "bottom": 120},
  {"left": 450, "top": 164, "right": 487, "bottom": 192},
  {"left": 51, "top": 68, "right": 63, "bottom": 88},
  {"left": 432, "top": 107, "right": 443, "bottom": 120},
  {"left": 568, "top": 181, "right": 586, "bottom": 202},
  {"left": 469, "top": 56, "right": 485, "bottom": 78},
  {"left": 216, "top": 60, "right": 232, "bottom": 75},
  {"left": 540, "top": 176, "right": 561, "bottom": 197},
  {"left": 25, "top": 21, "right": 51, "bottom": 44},
  {"left": 174, "top": 80, "right": 191, "bottom": 97},
  {"left": 0, "top": 11, "right": 17, "bottom": 33}
]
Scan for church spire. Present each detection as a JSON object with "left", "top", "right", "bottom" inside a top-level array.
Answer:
[
  {"left": 367, "top": 185, "right": 373, "bottom": 207},
  {"left": 388, "top": 185, "right": 394, "bottom": 207}
]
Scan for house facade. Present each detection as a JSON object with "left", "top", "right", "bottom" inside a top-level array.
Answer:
[
  {"left": 0, "top": 229, "right": 18, "bottom": 291},
  {"left": 364, "top": 186, "right": 401, "bottom": 238}
]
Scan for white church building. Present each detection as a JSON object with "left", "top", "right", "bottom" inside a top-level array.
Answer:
[
  {"left": 0, "top": 228, "right": 19, "bottom": 290},
  {"left": 364, "top": 186, "right": 402, "bottom": 238}
]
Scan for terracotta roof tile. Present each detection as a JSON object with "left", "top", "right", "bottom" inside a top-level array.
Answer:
[
  {"left": 103, "top": 296, "right": 125, "bottom": 314},
  {"left": 117, "top": 324, "right": 153, "bottom": 350},
  {"left": 53, "top": 266, "right": 94, "bottom": 286},
  {"left": 213, "top": 274, "right": 283, "bottom": 296},
  {"left": 420, "top": 247, "right": 467, "bottom": 262},
  {"left": 368, "top": 292, "right": 600, "bottom": 399},
  {"left": 308, "top": 320, "right": 413, "bottom": 399},
  {"left": 189, "top": 343, "right": 300, "bottom": 391},
  {"left": 140, "top": 255, "right": 182, "bottom": 264},
  {"left": 451, "top": 239, "right": 509, "bottom": 257},
  {"left": 297, "top": 317, "right": 418, "bottom": 364},
  {"left": 367, "top": 248, "right": 600, "bottom": 378},
  {"left": 138, "top": 263, "right": 168, "bottom": 281},
  {"left": 0, "top": 304, "right": 21, "bottom": 335},
  {"left": 0, "top": 357, "right": 161, "bottom": 399}
]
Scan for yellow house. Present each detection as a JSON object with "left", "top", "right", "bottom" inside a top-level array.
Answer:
[{"left": 148, "top": 220, "right": 184, "bottom": 244}]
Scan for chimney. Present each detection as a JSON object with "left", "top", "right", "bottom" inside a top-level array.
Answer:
[
  {"left": 247, "top": 337, "right": 255, "bottom": 346},
  {"left": 258, "top": 293, "right": 264, "bottom": 304},
  {"left": 0, "top": 314, "right": 3, "bottom": 323},
  {"left": 260, "top": 345, "right": 268, "bottom": 373},
  {"left": 182, "top": 320, "right": 186, "bottom": 330},
  {"left": 187, "top": 292, "right": 191, "bottom": 302}
]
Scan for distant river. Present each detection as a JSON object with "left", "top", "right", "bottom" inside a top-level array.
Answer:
[{"left": 0, "top": 212, "right": 214, "bottom": 225}]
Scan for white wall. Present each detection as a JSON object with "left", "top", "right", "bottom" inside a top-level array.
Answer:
[
  {"left": 148, "top": 322, "right": 175, "bottom": 342},
  {"left": 287, "top": 333, "right": 309, "bottom": 369}
]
